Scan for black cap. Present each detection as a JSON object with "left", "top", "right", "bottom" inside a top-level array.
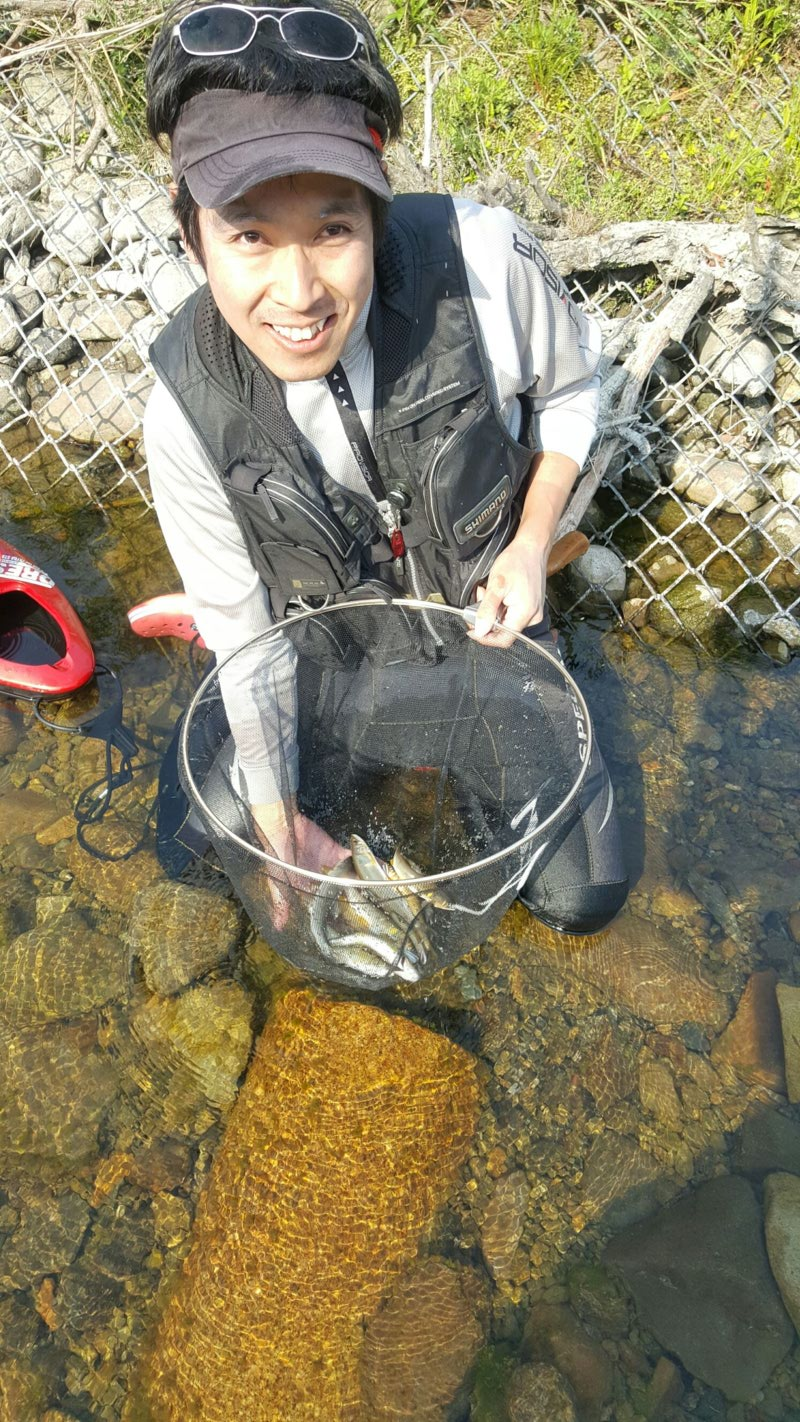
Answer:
[{"left": 171, "top": 91, "right": 392, "bottom": 206}]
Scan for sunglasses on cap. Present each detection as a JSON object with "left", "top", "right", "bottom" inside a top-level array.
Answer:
[{"left": 172, "top": 4, "right": 367, "bottom": 60}]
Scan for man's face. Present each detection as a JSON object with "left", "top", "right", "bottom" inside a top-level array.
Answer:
[{"left": 194, "top": 172, "right": 375, "bottom": 381}]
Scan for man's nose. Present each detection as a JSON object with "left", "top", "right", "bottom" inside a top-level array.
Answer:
[{"left": 269, "top": 244, "right": 321, "bottom": 310}]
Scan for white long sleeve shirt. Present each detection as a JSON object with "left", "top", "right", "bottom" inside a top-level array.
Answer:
[{"left": 144, "top": 199, "right": 601, "bottom": 804}]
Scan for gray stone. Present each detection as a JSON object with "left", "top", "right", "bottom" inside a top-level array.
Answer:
[
  {"left": 41, "top": 200, "right": 108, "bottom": 266},
  {"left": 39, "top": 364, "right": 152, "bottom": 444},
  {"left": 107, "top": 187, "right": 178, "bottom": 248},
  {"left": 127, "top": 312, "right": 167, "bottom": 366},
  {"left": 0, "top": 362, "right": 31, "bottom": 420},
  {"left": 45, "top": 292, "right": 146, "bottom": 341},
  {"left": 605, "top": 1175, "right": 794, "bottom": 1401},
  {"left": 0, "top": 136, "right": 42, "bottom": 199},
  {"left": 696, "top": 305, "right": 775, "bottom": 398},
  {"left": 569, "top": 546, "right": 627, "bottom": 607},
  {"left": 779, "top": 468, "right": 800, "bottom": 505},
  {"left": 647, "top": 552, "right": 686, "bottom": 587},
  {"left": 16, "top": 327, "right": 80, "bottom": 374},
  {"left": 0, "top": 296, "right": 23, "bottom": 356},
  {"left": 143, "top": 252, "right": 205, "bottom": 316},
  {"left": 95, "top": 267, "right": 145, "bottom": 297},
  {"left": 774, "top": 354, "right": 800, "bottom": 404},
  {"left": 668, "top": 454, "right": 769, "bottom": 514},
  {"left": 0, "top": 197, "right": 38, "bottom": 250},
  {"left": 762, "top": 613, "right": 800, "bottom": 650},
  {"left": 19, "top": 64, "right": 90, "bottom": 137},
  {"left": 765, "top": 1172, "right": 800, "bottom": 1336},
  {"left": 776, "top": 984, "right": 800, "bottom": 1102},
  {"left": 6, "top": 283, "right": 44, "bottom": 327},
  {"left": 27, "top": 255, "right": 64, "bottom": 298},
  {"left": 753, "top": 502, "right": 800, "bottom": 563},
  {"left": 507, "top": 1363, "right": 577, "bottom": 1422},
  {"left": 127, "top": 881, "right": 241, "bottom": 995}
]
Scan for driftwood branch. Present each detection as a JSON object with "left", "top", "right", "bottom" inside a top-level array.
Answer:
[
  {"left": 543, "top": 218, "right": 800, "bottom": 318},
  {"left": 0, "top": 14, "right": 158, "bottom": 69},
  {"left": 557, "top": 270, "right": 715, "bottom": 537}
]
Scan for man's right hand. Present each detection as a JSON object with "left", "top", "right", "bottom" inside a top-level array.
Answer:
[{"left": 251, "top": 796, "right": 350, "bottom": 931}]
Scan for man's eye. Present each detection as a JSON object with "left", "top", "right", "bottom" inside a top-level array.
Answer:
[
  {"left": 238, "top": 230, "right": 265, "bottom": 246},
  {"left": 321, "top": 223, "right": 349, "bottom": 239}
]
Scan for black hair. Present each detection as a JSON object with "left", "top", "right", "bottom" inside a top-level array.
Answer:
[{"left": 146, "top": 0, "right": 401, "bottom": 261}]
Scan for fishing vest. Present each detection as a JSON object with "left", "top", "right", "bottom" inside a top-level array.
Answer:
[{"left": 150, "top": 193, "right": 536, "bottom": 618}]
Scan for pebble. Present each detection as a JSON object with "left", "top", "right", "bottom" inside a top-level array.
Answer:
[{"left": 711, "top": 969, "right": 786, "bottom": 1092}]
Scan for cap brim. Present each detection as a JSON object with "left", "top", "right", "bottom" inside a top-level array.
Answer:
[{"left": 184, "top": 133, "right": 392, "bottom": 208}]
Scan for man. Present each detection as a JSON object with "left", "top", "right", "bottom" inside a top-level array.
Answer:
[{"left": 143, "top": 0, "right": 628, "bottom": 935}]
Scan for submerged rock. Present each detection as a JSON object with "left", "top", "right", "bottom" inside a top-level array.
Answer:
[
  {"left": 0, "top": 1018, "right": 118, "bottom": 1178},
  {"left": 514, "top": 908, "right": 729, "bottom": 1030},
  {"left": 606, "top": 1175, "right": 794, "bottom": 1401},
  {"left": 127, "top": 988, "right": 478, "bottom": 1421},
  {"left": 507, "top": 1363, "right": 577, "bottom": 1422},
  {"left": 523, "top": 1303, "right": 613, "bottom": 1422},
  {"left": 764, "top": 1172, "right": 800, "bottom": 1337},
  {"left": 580, "top": 1132, "right": 666, "bottom": 1231},
  {"left": 0, "top": 913, "right": 130, "bottom": 1027},
  {"left": 776, "top": 983, "right": 800, "bottom": 1102},
  {"left": 711, "top": 969, "right": 786, "bottom": 1092},
  {"left": 360, "top": 1258, "right": 485, "bottom": 1420},
  {"left": 480, "top": 1169, "right": 530, "bottom": 1281},
  {"left": 0, "top": 1190, "right": 90, "bottom": 1289},
  {"left": 127, "top": 881, "right": 240, "bottom": 995}
]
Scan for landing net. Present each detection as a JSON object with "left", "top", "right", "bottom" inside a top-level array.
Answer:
[{"left": 179, "top": 599, "right": 592, "bottom": 990}]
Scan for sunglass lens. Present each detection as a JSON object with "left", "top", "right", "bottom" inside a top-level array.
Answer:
[
  {"left": 280, "top": 10, "right": 358, "bottom": 58},
  {"left": 180, "top": 6, "right": 256, "bottom": 54}
]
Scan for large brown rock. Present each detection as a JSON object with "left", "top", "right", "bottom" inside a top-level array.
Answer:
[
  {"left": 0, "top": 914, "right": 130, "bottom": 1026},
  {"left": 580, "top": 1132, "right": 665, "bottom": 1230},
  {"left": 606, "top": 1176, "right": 794, "bottom": 1401},
  {"left": 523, "top": 1303, "right": 613, "bottom": 1422},
  {"left": 711, "top": 970, "right": 786, "bottom": 1092},
  {"left": 360, "top": 1259, "right": 485, "bottom": 1420},
  {"left": 128, "top": 989, "right": 479, "bottom": 1421},
  {"left": 127, "top": 881, "right": 240, "bottom": 995}
]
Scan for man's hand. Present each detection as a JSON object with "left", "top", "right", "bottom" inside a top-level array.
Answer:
[
  {"left": 468, "top": 530, "right": 548, "bottom": 648},
  {"left": 251, "top": 796, "right": 349, "bottom": 931}
]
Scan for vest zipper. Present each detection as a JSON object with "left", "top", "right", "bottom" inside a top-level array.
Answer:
[
  {"left": 263, "top": 480, "right": 352, "bottom": 562},
  {"left": 424, "top": 427, "right": 460, "bottom": 543},
  {"left": 461, "top": 512, "right": 511, "bottom": 606}
]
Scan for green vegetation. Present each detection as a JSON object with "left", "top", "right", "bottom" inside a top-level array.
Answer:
[
  {"left": 3, "top": 0, "right": 796, "bottom": 220},
  {"left": 375, "top": 0, "right": 800, "bottom": 221}
]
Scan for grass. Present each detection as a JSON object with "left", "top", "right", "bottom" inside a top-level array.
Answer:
[
  {"left": 4, "top": 0, "right": 796, "bottom": 221},
  {"left": 376, "top": 0, "right": 800, "bottom": 221}
]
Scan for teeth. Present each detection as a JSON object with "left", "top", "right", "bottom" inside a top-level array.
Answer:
[{"left": 272, "top": 319, "right": 327, "bottom": 342}]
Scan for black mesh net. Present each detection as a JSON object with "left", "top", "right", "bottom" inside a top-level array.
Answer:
[{"left": 179, "top": 600, "right": 592, "bottom": 990}]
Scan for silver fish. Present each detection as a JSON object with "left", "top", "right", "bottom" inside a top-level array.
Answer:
[
  {"left": 390, "top": 848, "right": 452, "bottom": 912},
  {"left": 350, "top": 835, "right": 430, "bottom": 965},
  {"left": 309, "top": 866, "right": 421, "bottom": 981}
]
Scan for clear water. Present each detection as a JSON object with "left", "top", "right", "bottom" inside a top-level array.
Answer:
[{"left": 1, "top": 481, "right": 799, "bottom": 1421}]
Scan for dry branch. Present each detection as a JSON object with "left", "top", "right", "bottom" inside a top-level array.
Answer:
[
  {"left": 557, "top": 271, "right": 715, "bottom": 537},
  {"left": 543, "top": 218, "right": 800, "bottom": 318}
]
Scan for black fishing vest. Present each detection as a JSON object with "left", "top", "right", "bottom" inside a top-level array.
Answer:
[{"left": 150, "top": 193, "right": 536, "bottom": 617}]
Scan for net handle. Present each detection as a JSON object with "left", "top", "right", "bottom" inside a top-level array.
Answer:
[{"left": 178, "top": 597, "right": 594, "bottom": 887}]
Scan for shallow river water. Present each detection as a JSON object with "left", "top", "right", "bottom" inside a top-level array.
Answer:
[{"left": 1, "top": 480, "right": 799, "bottom": 1421}]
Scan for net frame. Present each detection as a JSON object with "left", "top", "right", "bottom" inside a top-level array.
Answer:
[{"left": 179, "top": 597, "right": 594, "bottom": 891}]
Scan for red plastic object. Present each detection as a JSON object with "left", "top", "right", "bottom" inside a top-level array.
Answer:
[
  {"left": 0, "top": 538, "right": 95, "bottom": 700},
  {"left": 127, "top": 592, "right": 207, "bottom": 648}
]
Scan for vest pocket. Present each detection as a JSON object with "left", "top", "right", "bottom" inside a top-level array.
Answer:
[
  {"left": 225, "top": 471, "right": 364, "bottom": 609},
  {"left": 422, "top": 403, "right": 532, "bottom": 560}
]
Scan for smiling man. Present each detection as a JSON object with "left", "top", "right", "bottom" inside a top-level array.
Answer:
[{"left": 143, "top": 0, "right": 628, "bottom": 935}]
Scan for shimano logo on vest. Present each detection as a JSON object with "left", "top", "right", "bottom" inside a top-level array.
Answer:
[{"left": 455, "top": 476, "right": 512, "bottom": 545}]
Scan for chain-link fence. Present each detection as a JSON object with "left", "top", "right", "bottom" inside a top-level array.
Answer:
[{"left": 0, "top": 0, "right": 798, "bottom": 657}]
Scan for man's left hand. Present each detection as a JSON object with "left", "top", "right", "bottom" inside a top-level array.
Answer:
[{"left": 468, "top": 531, "right": 548, "bottom": 648}]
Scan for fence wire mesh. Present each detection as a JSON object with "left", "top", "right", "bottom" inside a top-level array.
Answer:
[{"left": 0, "top": 0, "right": 798, "bottom": 657}]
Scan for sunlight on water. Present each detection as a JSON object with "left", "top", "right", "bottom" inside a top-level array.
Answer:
[{"left": 1, "top": 472, "right": 800, "bottom": 1420}]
